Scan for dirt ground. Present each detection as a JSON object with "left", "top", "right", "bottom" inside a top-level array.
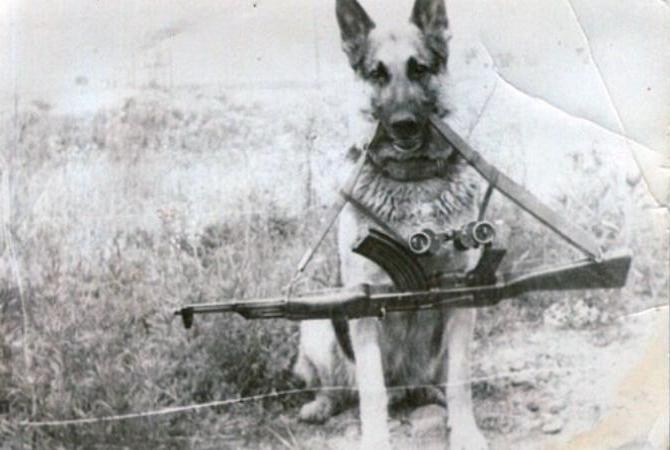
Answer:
[{"left": 218, "top": 306, "right": 667, "bottom": 450}]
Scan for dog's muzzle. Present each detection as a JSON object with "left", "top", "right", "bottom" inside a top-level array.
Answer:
[{"left": 388, "top": 113, "right": 427, "bottom": 152}]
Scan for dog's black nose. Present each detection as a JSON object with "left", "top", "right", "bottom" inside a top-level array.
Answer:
[{"left": 391, "top": 118, "right": 419, "bottom": 138}]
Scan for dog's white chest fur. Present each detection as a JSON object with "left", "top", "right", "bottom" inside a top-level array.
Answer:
[
  {"left": 353, "top": 162, "right": 479, "bottom": 228},
  {"left": 344, "top": 160, "right": 481, "bottom": 277}
]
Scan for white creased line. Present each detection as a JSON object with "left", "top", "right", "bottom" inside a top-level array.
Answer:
[{"left": 19, "top": 367, "right": 572, "bottom": 428}]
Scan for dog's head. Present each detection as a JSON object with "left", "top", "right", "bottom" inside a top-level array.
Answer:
[{"left": 337, "top": 0, "right": 451, "bottom": 154}]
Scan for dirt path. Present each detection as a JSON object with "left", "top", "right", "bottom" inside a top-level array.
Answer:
[{"left": 229, "top": 307, "right": 666, "bottom": 450}]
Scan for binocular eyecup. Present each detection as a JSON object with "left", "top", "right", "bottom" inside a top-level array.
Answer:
[{"left": 408, "top": 220, "right": 496, "bottom": 255}]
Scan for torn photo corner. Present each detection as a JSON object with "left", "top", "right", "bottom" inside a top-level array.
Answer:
[{"left": 1, "top": 0, "right": 668, "bottom": 449}]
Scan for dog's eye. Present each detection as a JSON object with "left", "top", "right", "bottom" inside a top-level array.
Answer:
[
  {"left": 368, "top": 63, "right": 389, "bottom": 84},
  {"left": 415, "top": 64, "right": 429, "bottom": 75},
  {"left": 408, "top": 59, "right": 431, "bottom": 80}
]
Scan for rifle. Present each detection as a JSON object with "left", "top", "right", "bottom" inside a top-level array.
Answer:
[{"left": 175, "top": 228, "right": 631, "bottom": 329}]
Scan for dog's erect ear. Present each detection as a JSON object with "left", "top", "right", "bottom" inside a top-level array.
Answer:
[
  {"left": 336, "top": 0, "right": 375, "bottom": 71},
  {"left": 410, "top": 0, "right": 450, "bottom": 67}
]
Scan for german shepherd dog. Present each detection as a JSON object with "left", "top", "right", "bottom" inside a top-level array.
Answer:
[{"left": 294, "top": 1, "right": 488, "bottom": 449}]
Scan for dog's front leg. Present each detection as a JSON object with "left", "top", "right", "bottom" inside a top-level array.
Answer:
[
  {"left": 350, "top": 317, "right": 391, "bottom": 450},
  {"left": 338, "top": 206, "right": 392, "bottom": 449},
  {"left": 445, "top": 308, "right": 488, "bottom": 450}
]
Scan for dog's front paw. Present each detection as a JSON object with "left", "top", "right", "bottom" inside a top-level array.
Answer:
[
  {"left": 298, "top": 395, "right": 335, "bottom": 424},
  {"left": 449, "top": 422, "right": 488, "bottom": 450}
]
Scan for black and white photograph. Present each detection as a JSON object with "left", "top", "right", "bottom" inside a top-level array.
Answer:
[{"left": 1, "top": 1, "right": 668, "bottom": 449}]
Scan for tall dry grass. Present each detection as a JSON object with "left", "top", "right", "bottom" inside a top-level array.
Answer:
[{"left": 0, "top": 87, "right": 665, "bottom": 449}]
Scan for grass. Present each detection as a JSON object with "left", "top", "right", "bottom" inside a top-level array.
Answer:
[{"left": 0, "top": 87, "right": 665, "bottom": 449}]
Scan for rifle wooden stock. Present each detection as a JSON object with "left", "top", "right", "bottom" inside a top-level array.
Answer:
[{"left": 174, "top": 249, "right": 631, "bottom": 329}]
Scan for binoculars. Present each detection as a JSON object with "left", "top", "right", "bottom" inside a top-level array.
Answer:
[{"left": 408, "top": 220, "right": 496, "bottom": 255}]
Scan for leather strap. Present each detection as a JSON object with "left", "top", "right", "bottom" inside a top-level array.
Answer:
[{"left": 429, "top": 115, "right": 602, "bottom": 260}]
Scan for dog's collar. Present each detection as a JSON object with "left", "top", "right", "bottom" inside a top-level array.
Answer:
[{"left": 366, "top": 153, "right": 452, "bottom": 181}]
